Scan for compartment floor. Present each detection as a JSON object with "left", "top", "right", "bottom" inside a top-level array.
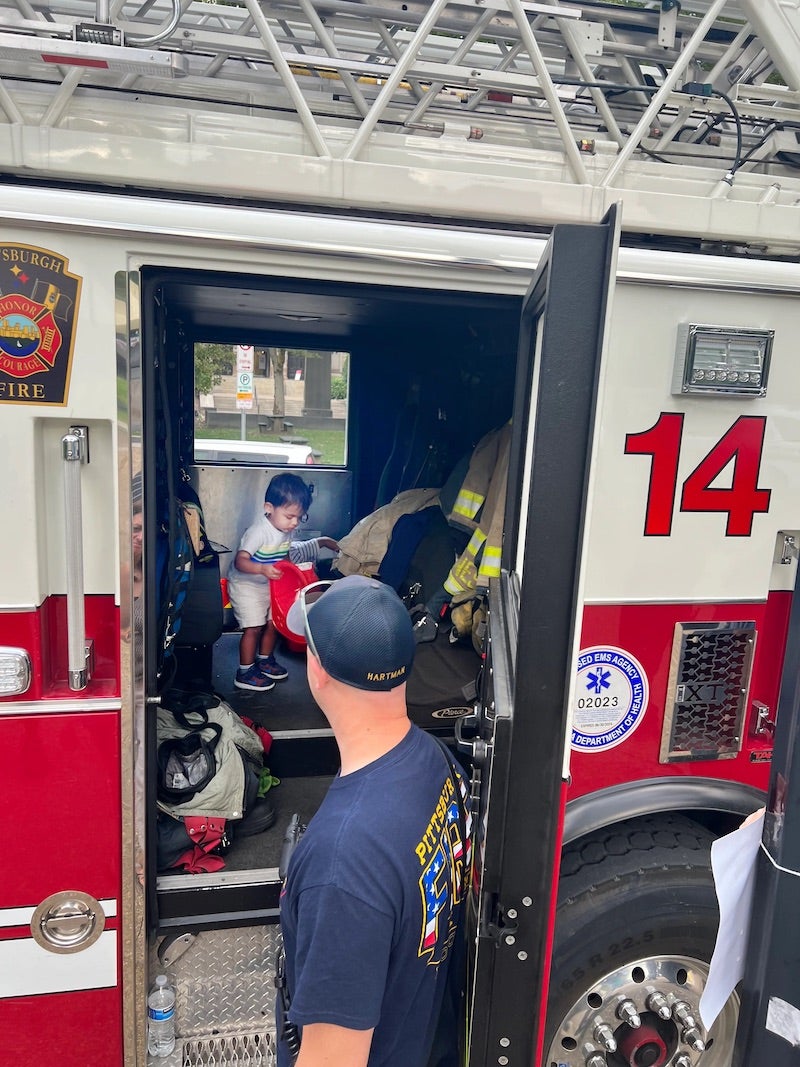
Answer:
[
  {"left": 212, "top": 631, "right": 328, "bottom": 733},
  {"left": 222, "top": 773, "right": 333, "bottom": 872}
]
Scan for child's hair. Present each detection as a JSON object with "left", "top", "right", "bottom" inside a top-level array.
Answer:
[{"left": 265, "top": 473, "right": 313, "bottom": 513}]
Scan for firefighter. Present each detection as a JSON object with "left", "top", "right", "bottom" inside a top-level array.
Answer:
[{"left": 277, "top": 575, "right": 471, "bottom": 1067}]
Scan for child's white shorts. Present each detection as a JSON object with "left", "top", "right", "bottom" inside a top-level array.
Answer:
[{"left": 228, "top": 578, "right": 272, "bottom": 629}]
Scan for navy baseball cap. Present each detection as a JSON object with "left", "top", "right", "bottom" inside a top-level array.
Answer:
[{"left": 286, "top": 575, "right": 415, "bottom": 691}]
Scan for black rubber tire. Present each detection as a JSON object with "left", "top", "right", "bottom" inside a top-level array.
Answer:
[{"left": 546, "top": 814, "right": 722, "bottom": 1066}]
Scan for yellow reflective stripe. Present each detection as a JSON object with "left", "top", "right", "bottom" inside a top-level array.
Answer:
[
  {"left": 444, "top": 573, "right": 465, "bottom": 595},
  {"left": 477, "top": 563, "right": 500, "bottom": 579},
  {"left": 451, "top": 489, "right": 484, "bottom": 520},
  {"left": 445, "top": 531, "right": 487, "bottom": 594},
  {"left": 444, "top": 563, "right": 473, "bottom": 594},
  {"left": 478, "top": 545, "right": 502, "bottom": 579},
  {"left": 465, "top": 529, "right": 486, "bottom": 557}
]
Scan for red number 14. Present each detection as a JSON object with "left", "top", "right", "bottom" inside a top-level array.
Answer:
[{"left": 625, "top": 413, "right": 771, "bottom": 537}]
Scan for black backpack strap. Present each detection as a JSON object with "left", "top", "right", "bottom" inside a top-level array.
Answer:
[{"left": 162, "top": 689, "right": 220, "bottom": 730}]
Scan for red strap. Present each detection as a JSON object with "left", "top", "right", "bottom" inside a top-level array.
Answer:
[
  {"left": 239, "top": 715, "right": 273, "bottom": 754},
  {"left": 174, "top": 847, "right": 226, "bottom": 874},
  {"left": 255, "top": 726, "right": 273, "bottom": 754},
  {"left": 174, "top": 816, "right": 228, "bottom": 873}
]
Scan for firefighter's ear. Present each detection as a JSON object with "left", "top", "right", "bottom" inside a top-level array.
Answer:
[{"left": 306, "top": 649, "right": 329, "bottom": 692}]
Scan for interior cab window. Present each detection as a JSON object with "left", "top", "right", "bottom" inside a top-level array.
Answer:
[{"left": 193, "top": 343, "right": 349, "bottom": 466}]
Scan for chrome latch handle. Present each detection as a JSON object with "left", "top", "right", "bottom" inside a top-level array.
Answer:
[{"left": 62, "top": 425, "right": 92, "bottom": 691}]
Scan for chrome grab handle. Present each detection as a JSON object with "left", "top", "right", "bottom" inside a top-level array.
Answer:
[{"left": 62, "top": 425, "right": 92, "bottom": 691}]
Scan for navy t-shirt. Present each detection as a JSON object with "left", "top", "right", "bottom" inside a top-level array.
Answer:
[{"left": 278, "top": 724, "right": 470, "bottom": 1067}]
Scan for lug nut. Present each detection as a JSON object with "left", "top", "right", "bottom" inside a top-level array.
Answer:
[
  {"left": 592, "top": 1019, "right": 617, "bottom": 1053},
  {"left": 616, "top": 998, "right": 641, "bottom": 1028},
  {"left": 672, "top": 1000, "right": 698, "bottom": 1030},
  {"left": 682, "top": 1026, "right": 706, "bottom": 1053},
  {"left": 582, "top": 1046, "right": 607, "bottom": 1067},
  {"left": 674, "top": 1056, "right": 692, "bottom": 1067},
  {"left": 645, "top": 989, "right": 671, "bottom": 1019}
]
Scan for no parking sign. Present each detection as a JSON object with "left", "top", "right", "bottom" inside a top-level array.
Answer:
[{"left": 236, "top": 344, "right": 254, "bottom": 410}]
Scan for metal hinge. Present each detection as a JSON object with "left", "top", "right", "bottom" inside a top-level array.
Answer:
[
  {"left": 751, "top": 700, "right": 776, "bottom": 738},
  {"left": 780, "top": 534, "right": 798, "bottom": 564}
]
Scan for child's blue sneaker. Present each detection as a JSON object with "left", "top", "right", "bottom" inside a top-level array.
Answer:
[
  {"left": 257, "top": 656, "right": 289, "bottom": 681},
  {"left": 234, "top": 663, "right": 276, "bottom": 692}
]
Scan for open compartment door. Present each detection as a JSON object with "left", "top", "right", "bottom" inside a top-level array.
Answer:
[{"left": 464, "top": 206, "right": 621, "bottom": 1067}]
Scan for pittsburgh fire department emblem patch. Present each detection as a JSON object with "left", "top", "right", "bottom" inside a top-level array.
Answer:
[{"left": 0, "top": 243, "right": 82, "bottom": 405}]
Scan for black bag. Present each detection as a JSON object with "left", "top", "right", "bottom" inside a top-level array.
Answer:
[
  {"left": 156, "top": 476, "right": 225, "bottom": 690},
  {"left": 157, "top": 718, "right": 223, "bottom": 805},
  {"left": 155, "top": 691, "right": 271, "bottom": 872}
]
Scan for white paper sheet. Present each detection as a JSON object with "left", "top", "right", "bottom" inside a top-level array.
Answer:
[{"left": 699, "top": 808, "right": 765, "bottom": 1031}]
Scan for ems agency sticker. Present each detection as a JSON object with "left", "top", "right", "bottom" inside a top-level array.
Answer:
[
  {"left": 572, "top": 646, "right": 649, "bottom": 752},
  {"left": 0, "top": 243, "right": 82, "bottom": 406}
]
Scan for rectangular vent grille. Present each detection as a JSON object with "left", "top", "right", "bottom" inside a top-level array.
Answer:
[{"left": 661, "top": 621, "right": 755, "bottom": 763}]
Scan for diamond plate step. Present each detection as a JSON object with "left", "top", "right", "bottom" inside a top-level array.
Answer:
[{"left": 148, "top": 925, "right": 282, "bottom": 1066}]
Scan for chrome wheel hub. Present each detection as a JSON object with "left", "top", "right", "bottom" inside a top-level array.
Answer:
[{"left": 546, "top": 955, "right": 738, "bottom": 1067}]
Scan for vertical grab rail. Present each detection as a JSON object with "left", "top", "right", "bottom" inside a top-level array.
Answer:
[{"left": 62, "top": 425, "right": 92, "bottom": 691}]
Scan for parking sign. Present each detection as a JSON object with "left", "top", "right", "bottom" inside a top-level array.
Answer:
[{"left": 236, "top": 344, "right": 254, "bottom": 409}]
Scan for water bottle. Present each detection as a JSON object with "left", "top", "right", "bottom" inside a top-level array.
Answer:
[{"left": 147, "top": 974, "right": 176, "bottom": 1058}]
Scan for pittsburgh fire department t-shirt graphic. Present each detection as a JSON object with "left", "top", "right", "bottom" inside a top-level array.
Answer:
[
  {"left": 416, "top": 769, "right": 467, "bottom": 964},
  {"left": 0, "top": 243, "right": 82, "bottom": 405}
]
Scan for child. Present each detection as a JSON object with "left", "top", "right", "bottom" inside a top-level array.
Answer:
[{"left": 227, "top": 473, "right": 339, "bottom": 691}]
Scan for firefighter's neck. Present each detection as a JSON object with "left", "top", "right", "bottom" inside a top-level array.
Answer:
[{"left": 306, "top": 656, "right": 411, "bottom": 775}]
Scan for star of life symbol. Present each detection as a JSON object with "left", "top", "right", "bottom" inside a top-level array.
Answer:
[
  {"left": 586, "top": 667, "right": 611, "bottom": 695},
  {"left": 572, "top": 646, "right": 649, "bottom": 753}
]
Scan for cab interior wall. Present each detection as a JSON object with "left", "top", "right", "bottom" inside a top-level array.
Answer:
[{"left": 142, "top": 266, "right": 521, "bottom": 538}]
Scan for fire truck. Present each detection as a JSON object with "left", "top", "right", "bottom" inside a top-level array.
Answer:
[{"left": 2, "top": 1, "right": 800, "bottom": 1064}]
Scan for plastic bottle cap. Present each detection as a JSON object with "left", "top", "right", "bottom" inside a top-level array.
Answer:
[{"left": 156, "top": 975, "right": 168, "bottom": 987}]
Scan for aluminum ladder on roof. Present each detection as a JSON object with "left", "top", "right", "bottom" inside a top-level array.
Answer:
[{"left": 1, "top": 0, "right": 800, "bottom": 250}]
